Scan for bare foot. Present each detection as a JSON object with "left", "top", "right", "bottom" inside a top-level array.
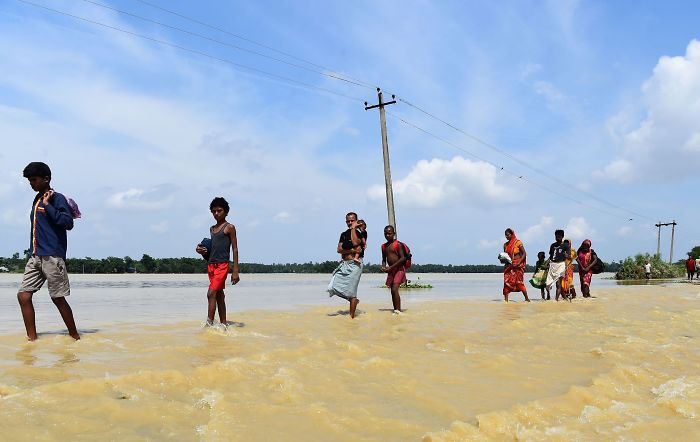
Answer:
[
  {"left": 349, "top": 298, "right": 359, "bottom": 318},
  {"left": 70, "top": 333, "right": 80, "bottom": 340}
]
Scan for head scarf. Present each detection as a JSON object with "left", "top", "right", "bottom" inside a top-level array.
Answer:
[{"left": 504, "top": 228, "right": 524, "bottom": 267}]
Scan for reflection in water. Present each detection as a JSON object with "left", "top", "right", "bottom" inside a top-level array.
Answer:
[
  {"left": 16, "top": 345, "right": 37, "bottom": 366},
  {"left": 54, "top": 349, "right": 79, "bottom": 366}
]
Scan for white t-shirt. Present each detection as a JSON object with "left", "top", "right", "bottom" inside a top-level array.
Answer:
[{"left": 644, "top": 263, "right": 651, "bottom": 273}]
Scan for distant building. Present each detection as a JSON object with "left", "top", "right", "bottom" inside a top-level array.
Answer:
[{"left": 0, "top": 266, "right": 9, "bottom": 273}]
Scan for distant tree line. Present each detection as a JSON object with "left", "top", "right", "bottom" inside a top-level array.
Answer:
[{"left": 0, "top": 253, "right": 622, "bottom": 274}]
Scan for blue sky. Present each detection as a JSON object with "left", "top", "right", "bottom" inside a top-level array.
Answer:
[{"left": 1, "top": 0, "right": 699, "bottom": 265}]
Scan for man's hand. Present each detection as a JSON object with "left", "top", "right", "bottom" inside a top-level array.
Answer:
[
  {"left": 42, "top": 190, "right": 54, "bottom": 205},
  {"left": 380, "top": 265, "right": 390, "bottom": 273},
  {"left": 195, "top": 245, "right": 207, "bottom": 255},
  {"left": 231, "top": 271, "right": 240, "bottom": 285}
]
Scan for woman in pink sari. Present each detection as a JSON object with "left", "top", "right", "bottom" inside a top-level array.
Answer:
[
  {"left": 576, "top": 239, "right": 598, "bottom": 298},
  {"left": 503, "top": 228, "right": 530, "bottom": 303}
]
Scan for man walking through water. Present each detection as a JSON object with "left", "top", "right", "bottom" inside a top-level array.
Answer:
[{"left": 327, "top": 212, "right": 363, "bottom": 318}]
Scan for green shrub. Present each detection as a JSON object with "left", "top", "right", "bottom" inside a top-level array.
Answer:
[{"left": 615, "top": 253, "right": 684, "bottom": 280}]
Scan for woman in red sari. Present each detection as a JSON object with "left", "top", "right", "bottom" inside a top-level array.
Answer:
[
  {"left": 576, "top": 239, "right": 598, "bottom": 298},
  {"left": 503, "top": 228, "right": 530, "bottom": 302}
]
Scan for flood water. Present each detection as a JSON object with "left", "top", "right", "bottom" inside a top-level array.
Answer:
[{"left": 0, "top": 273, "right": 698, "bottom": 440}]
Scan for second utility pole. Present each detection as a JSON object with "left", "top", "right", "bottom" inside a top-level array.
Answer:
[{"left": 365, "top": 88, "right": 397, "bottom": 231}]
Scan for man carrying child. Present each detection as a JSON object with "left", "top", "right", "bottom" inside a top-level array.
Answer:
[{"left": 327, "top": 212, "right": 363, "bottom": 318}]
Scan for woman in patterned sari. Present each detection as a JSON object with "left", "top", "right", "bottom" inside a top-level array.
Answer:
[
  {"left": 561, "top": 239, "right": 578, "bottom": 300},
  {"left": 576, "top": 239, "right": 597, "bottom": 298},
  {"left": 503, "top": 228, "right": 530, "bottom": 303}
]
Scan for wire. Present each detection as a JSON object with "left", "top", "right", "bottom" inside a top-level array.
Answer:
[
  {"left": 386, "top": 110, "right": 637, "bottom": 221},
  {"left": 92, "top": 1, "right": 651, "bottom": 222},
  {"left": 80, "top": 0, "right": 374, "bottom": 90},
  {"left": 132, "top": 0, "right": 377, "bottom": 89},
  {"left": 395, "top": 97, "right": 652, "bottom": 222},
  {"left": 15, "top": 0, "right": 366, "bottom": 103}
]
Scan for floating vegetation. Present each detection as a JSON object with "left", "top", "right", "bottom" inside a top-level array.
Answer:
[{"left": 381, "top": 277, "right": 433, "bottom": 289}]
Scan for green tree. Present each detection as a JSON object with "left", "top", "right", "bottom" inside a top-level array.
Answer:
[
  {"left": 688, "top": 246, "right": 700, "bottom": 258},
  {"left": 138, "top": 254, "right": 157, "bottom": 273},
  {"left": 615, "top": 253, "right": 684, "bottom": 280}
]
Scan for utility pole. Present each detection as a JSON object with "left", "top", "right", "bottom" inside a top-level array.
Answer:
[
  {"left": 655, "top": 221, "right": 678, "bottom": 263},
  {"left": 365, "top": 88, "right": 398, "bottom": 231},
  {"left": 670, "top": 220, "right": 676, "bottom": 264},
  {"left": 656, "top": 222, "right": 661, "bottom": 258}
]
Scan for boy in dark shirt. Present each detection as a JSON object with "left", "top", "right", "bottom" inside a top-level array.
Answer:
[
  {"left": 17, "top": 162, "right": 80, "bottom": 341},
  {"left": 546, "top": 229, "right": 570, "bottom": 301}
]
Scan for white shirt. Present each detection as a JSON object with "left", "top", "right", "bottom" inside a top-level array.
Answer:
[{"left": 644, "top": 263, "right": 651, "bottom": 273}]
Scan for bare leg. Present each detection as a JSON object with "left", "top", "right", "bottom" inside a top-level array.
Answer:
[
  {"left": 546, "top": 287, "right": 550, "bottom": 300},
  {"left": 216, "top": 291, "right": 227, "bottom": 324},
  {"left": 390, "top": 285, "right": 401, "bottom": 311},
  {"left": 207, "top": 289, "right": 217, "bottom": 323},
  {"left": 522, "top": 290, "right": 530, "bottom": 302},
  {"left": 17, "top": 291, "right": 37, "bottom": 341},
  {"left": 540, "top": 288, "right": 545, "bottom": 300},
  {"left": 555, "top": 279, "right": 562, "bottom": 301},
  {"left": 51, "top": 296, "right": 80, "bottom": 340},
  {"left": 349, "top": 298, "right": 359, "bottom": 318}
]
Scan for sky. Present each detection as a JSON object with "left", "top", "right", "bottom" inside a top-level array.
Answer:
[{"left": 1, "top": 0, "right": 699, "bottom": 265}]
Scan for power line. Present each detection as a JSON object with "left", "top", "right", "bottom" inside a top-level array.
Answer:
[
  {"left": 132, "top": 0, "right": 377, "bottom": 89},
  {"left": 395, "top": 97, "right": 652, "bottom": 222},
  {"left": 87, "top": 0, "right": 651, "bottom": 222},
  {"left": 386, "top": 110, "right": 636, "bottom": 221},
  {"left": 80, "top": 0, "right": 374, "bottom": 90},
  {"left": 12, "top": 0, "right": 659, "bottom": 224},
  {"left": 15, "top": 0, "right": 366, "bottom": 103}
]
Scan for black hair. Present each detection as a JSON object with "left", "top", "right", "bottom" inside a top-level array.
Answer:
[
  {"left": 346, "top": 212, "right": 358, "bottom": 219},
  {"left": 23, "top": 162, "right": 51, "bottom": 179},
  {"left": 505, "top": 228, "right": 514, "bottom": 235},
  {"left": 384, "top": 225, "right": 395, "bottom": 232},
  {"left": 210, "top": 197, "right": 230, "bottom": 214},
  {"left": 538, "top": 251, "right": 545, "bottom": 257},
  {"left": 555, "top": 229, "right": 565, "bottom": 237}
]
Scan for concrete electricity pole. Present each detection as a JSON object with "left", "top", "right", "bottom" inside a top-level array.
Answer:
[
  {"left": 655, "top": 221, "right": 678, "bottom": 263},
  {"left": 365, "top": 88, "right": 397, "bottom": 232}
]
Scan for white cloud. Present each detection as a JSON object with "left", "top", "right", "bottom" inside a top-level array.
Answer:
[
  {"left": 149, "top": 221, "right": 169, "bottom": 234},
  {"left": 1, "top": 208, "right": 25, "bottom": 227},
  {"left": 273, "top": 211, "right": 295, "bottom": 224},
  {"left": 520, "top": 63, "right": 543, "bottom": 79},
  {"left": 564, "top": 217, "right": 594, "bottom": 241},
  {"left": 367, "top": 156, "right": 518, "bottom": 209},
  {"left": 477, "top": 239, "right": 501, "bottom": 250},
  {"left": 107, "top": 188, "right": 174, "bottom": 211},
  {"left": 600, "top": 39, "right": 700, "bottom": 182},
  {"left": 519, "top": 216, "right": 554, "bottom": 243},
  {"left": 617, "top": 226, "right": 632, "bottom": 236}
]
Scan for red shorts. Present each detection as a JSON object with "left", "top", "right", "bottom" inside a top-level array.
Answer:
[
  {"left": 386, "top": 267, "right": 407, "bottom": 287},
  {"left": 208, "top": 262, "right": 229, "bottom": 291}
]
